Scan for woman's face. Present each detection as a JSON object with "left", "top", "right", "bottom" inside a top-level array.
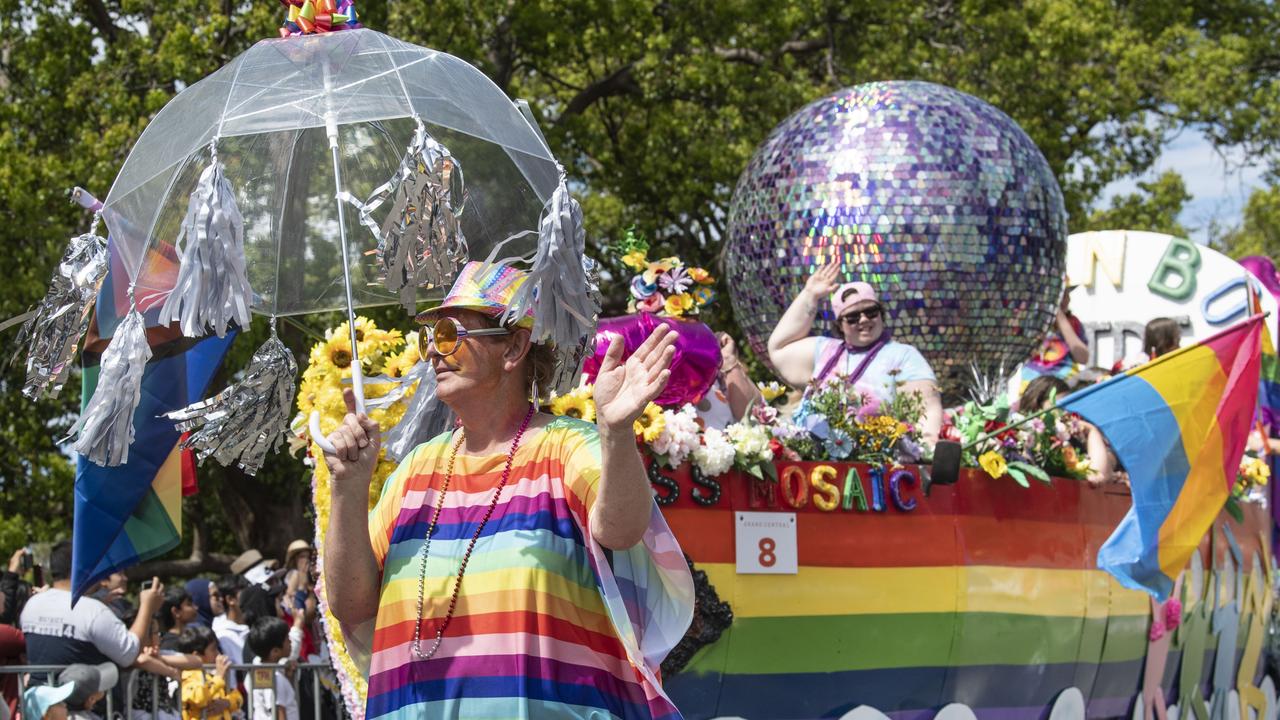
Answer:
[
  {"left": 208, "top": 582, "right": 225, "bottom": 616},
  {"left": 178, "top": 597, "right": 198, "bottom": 624},
  {"left": 429, "top": 310, "right": 527, "bottom": 404},
  {"left": 838, "top": 300, "right": 886, "bottom": 348}
]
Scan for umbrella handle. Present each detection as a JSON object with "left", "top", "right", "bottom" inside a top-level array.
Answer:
[
  {"left": 309, "top": 412, "right": 337, "bottom": 455},
  {"left": 308, "top": 361, "right": 367, "bottom": 456}
]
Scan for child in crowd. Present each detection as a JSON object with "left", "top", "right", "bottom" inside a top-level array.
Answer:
[
  {"left": 21, "top": 683, "right": 74, "bottom": 720},
  {"left": 175, "top": 625, "right": 240, "bottom": 720},
  {"left": 246, "top": 617, "right": 297, "bottom": 720},
  {"left": 122, "top": 610, "right": 181, "bottom": 720},
  {"left": 56, "top": 663, "right": 117, "bottom": 720}
]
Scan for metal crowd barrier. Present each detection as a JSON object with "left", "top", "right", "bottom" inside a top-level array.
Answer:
[
  {"left": 0, "top": 661, "right": 336, "bottom": 719},
  {"left": 0, "top": 665, "right": 114, "bottom": 719}
]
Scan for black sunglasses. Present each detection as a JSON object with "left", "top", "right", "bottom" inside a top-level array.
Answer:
[{"left": 840, "top": 306, "right": 883, "bottom": 325}]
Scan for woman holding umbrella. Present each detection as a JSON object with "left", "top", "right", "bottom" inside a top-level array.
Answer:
[{"left": 322, "top": 261, "right": 692, "bottom": 719}]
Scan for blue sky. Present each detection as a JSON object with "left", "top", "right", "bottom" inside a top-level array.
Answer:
[{"left": 1096, "top": 130, "right": 1266, "bottom": 243}]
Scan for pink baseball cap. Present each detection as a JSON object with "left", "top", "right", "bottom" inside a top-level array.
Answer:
[{"left": 831, "top": 281, "right": 880, "bottom": 318}]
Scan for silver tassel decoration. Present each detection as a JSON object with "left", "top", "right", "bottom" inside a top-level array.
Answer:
[
  {"left": 165, "top": 327, "right": 298, "bottom": 476},
  {"left": 344, "top": 119, "right": 468, "bottom": 311},
  {"left": 160, "top": 142, "right": 252, "bottom": 338},
  {"left": 70, "top": 304, "right": 151, "bottom": 466},
  {"left": 498, "top": 171, "right": 600, "bottom": 390},
  {"left": 374, "top": 360, "right": 454, "bottom": 462},
  {"left": 14, "top": 216, "right": 110, "bottom": 399}
]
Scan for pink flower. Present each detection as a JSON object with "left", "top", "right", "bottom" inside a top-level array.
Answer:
[
  {"left": 1148, "top": 620, "right": 1166, "bottom": 642},
  {"left": 636, "top": 294, "right": 664, "bottom": 313},
  {"left": 1164, "top": 599, "right": 1182, "bottom": 630},
  {"left": 752, "top": 405, "right": 778, "bottom": 425}
]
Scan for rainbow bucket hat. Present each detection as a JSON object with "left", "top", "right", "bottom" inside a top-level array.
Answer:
[{"left": 414, "top": 261, "right": 536, "bottom": 329}]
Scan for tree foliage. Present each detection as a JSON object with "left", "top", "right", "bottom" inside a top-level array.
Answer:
[
  {"left": 2, "top": 0, "right": 1279, "bottom": 560},
  {"left": 1083, "top": 171, "right": 1193, "bottom": 238},
  {"left": 1218, "top": 183, "right": 1280, "bottom": 259}
]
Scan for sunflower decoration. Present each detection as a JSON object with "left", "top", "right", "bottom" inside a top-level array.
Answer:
[
  {"left": 325, "top": 333, "right": 354, "bottom": 369},
  {"left": 383, "top": 330, "right": 422, "bottom": 379},
  {"left": 614, "top": 229, "right": 715, "bottom": 318},
  {"left": 549, "top": 385, "right": 597, "bottom": 423},
  {"left": 297, "top": 316, "right": 422, "bottom": 503},
  {"left": 633, "top": 402, "right": 665, "bottom": 442}
]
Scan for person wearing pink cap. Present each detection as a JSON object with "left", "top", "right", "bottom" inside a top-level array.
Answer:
[
  {"left": 321, "top": 261, "right": 694, "bottom": 719},
  {"left": 768, "top": 262, "right": 943, "bottom": 443}
]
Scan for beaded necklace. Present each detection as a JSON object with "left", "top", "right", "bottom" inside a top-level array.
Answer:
[{"left": 410, "top": 404, "right": 535, "bottom": 660}]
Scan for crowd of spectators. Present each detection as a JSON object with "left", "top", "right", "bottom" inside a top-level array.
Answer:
[{"left": 0, "top": 540, "right": 338, "bottom": 720}]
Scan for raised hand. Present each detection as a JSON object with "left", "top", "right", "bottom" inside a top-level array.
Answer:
[
  {"left": 214, "top": 654, "right": 231, "bottom": 679},
  {"left": 323, "top": 388, "right": 381, "bottom": 491},
  {"left": 804, "top": 261, "right": 842, "bottom": 298},
  {"left": 593, "top": 324, "right": 676, "bottom": 433}
]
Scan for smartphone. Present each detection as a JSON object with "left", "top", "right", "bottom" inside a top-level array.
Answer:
[
  {"left": 141, "top": 579, "right": 155, "bottom": 591},
  {"left": 19, "top": 548, "right": 32, "bottom": 572}
]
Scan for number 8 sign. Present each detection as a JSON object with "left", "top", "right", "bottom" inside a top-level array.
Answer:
[{"left": 735, "top": 512, "right": 798, "bottom": 574}]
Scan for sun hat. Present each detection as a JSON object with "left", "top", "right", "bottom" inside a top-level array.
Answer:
[
  {"left": 232, "top": 549, "right": 279, "bottom": 583},
  {"left": 284, "top": 540, "right": 311, "bottom": 569},
  {"left": 56, "top": 663, "right": 118, "bottom": 710},
  {"left": 831, "top": 281, "right": 881, "bottom": 318},
  {"left": 414, "top": 261, "right": 536, "bottom": 328},
  {"left": 230, "top": 549, "right": 265, "bottom": 575},
  {"left": 22, "top": 683, "right": 75, "bottom": 720}
]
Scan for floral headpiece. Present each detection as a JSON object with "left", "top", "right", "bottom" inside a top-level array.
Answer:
[{"left": 617, "top": 230, "right": 715, "bottom": 318}]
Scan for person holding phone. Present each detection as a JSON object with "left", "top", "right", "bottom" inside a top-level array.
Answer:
[{"left": 20, "top": 542, "right": 165, "bottom": 693}]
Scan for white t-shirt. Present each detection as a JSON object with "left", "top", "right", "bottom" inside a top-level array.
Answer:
[
  {"left": 812, "top": 337, "right": 936, "bottom": 403},
  {"left": 248, "top": 658, "right": 298, "bottom": 720},
  {"left": 19, "top": 588, "right": 139, "bottom": 667},
  {"left": 212, "top": 614, "right": 249, "bottom": 664}
]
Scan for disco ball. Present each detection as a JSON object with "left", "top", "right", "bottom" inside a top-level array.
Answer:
[{"left": 725, "top": 81, "right": 1067, "bottom": 400}]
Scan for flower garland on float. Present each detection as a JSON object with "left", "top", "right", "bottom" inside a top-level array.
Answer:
[{"left": 940, "top": 392, "right": 1094, "bottom": 486}]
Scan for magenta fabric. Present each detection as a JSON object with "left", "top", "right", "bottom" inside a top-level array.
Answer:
[{"left": 582, "top": 313, "right": 720, "bottom": 407}]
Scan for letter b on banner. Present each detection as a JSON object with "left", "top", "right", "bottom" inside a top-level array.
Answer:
[{"left": 1148, "top": 237, "right": 1201, "bottom": 301}]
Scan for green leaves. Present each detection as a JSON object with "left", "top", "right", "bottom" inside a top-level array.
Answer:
[{"left": 1008, "top": 461, "right": 1052, "bottom": 485}]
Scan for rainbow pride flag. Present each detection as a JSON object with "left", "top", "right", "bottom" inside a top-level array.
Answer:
[
  {"left": 1058, "top": 316, "right": 1262, "bottom": 600},
  {"left": 71, "top": 238, "right": 234, "bottom": 600},
  {"left": 1250, "top": 293, "right": 1280, "bottom": 433}
]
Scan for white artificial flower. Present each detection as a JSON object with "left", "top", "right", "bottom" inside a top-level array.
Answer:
[
  {"left": 657, "top": 404, "right": 702, "bottom": 467},
  {"left": 693, "top": 427, "right": 736, "bottom": 477},
  {"left": 726, "top": 421, "right": 771, "bottom": 463}
]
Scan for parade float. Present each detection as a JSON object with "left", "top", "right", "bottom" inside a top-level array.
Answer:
[
  {"left": 16, "top": 3, "right": 1277, "bottom": 718},
  {"left": 284, "top": 81, "right": 1280, "bottom": 720}
]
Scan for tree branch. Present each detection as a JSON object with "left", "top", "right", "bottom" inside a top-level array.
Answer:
[
  {"left": 713, "top": 36, "right": 827, "bottom": 67},
  {"left": 485, "top": 0, "right": 518, "bottom": 91},
  {"left": 560, "top": 64, "right": 639, "bottom": 118},
  {"left": 714, "top": 47, "right": 767, "bottom": 65},
  {"left": 124, "top": 553, "right": 237, "bottom": 581},
  {"left": 78, "top": 0, "right": 119, "bottom": 43}
]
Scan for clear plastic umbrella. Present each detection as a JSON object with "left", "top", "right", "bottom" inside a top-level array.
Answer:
[{"left": 101, "top": 28, "right": 563, "bottom": 452}]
